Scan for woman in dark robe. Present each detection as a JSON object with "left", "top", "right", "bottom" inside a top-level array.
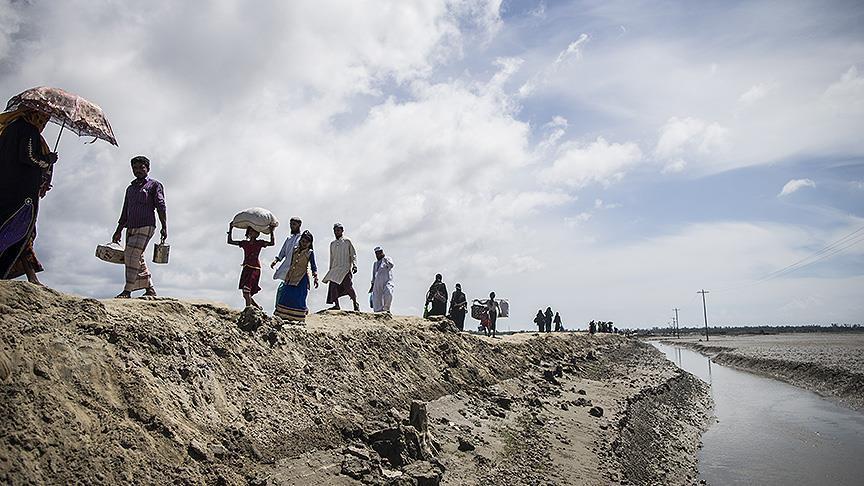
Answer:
[
  {"left": 448, "top": 283, "right": 467, "bottom": 331},
  {"left": 0, "top": 109, "right": 56, "bottom": 280},
  {"left": 425, "top": 273, "right": 448, "bottom": 316}
]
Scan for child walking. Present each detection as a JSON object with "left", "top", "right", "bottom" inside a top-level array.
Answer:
[{"left": 228, "top": 224, "right": 275, "bottom": 308}]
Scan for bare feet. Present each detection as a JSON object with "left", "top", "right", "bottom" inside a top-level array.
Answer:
[
  {"left": 328, "top": 305, "right": 341, "bottom": 311},
  {"left": 115, "top": 291, "right": 131, "bottom": 299},
  {"left": 353, "top": 302, "right": 360, "bottom": 312},
  {"left": 143, "top": 287, "right": 157, "bottom": 297}
]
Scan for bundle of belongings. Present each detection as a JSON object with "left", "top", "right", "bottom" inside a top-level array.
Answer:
[{"left": 230, "top": 207, "right": 279, "bottom": 234}]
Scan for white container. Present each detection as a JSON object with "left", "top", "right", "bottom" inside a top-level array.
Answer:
[{"left": 95, "top": 243, "right": 125, "bottom": 264}]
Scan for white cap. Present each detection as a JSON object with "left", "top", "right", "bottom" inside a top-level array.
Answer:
[{"left": 374, "top": 246, "right": 383, "bottom": 252}]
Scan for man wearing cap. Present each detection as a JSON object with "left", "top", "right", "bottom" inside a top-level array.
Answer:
[
  {"left": 369, "top": 246, "right": 394, "bottom": 312},
  {"left": 271, "top": 217, "right": 303, "bottom": 281},
  {"left": 322, "top": 223, "right": 359, "bottom": 311},
  {"left": 112, "top": 155, "right": 167, "bottom": 298}
]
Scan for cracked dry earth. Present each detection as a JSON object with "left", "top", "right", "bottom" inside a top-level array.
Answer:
[{"left": 0, "top": 281, "right": 710, "bottom": 485}]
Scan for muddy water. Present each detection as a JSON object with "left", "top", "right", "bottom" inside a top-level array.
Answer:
[{"left": 651, "top": 342, "right": 864, "bottom": 486}]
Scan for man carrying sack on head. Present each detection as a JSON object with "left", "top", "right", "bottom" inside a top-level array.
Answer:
[{"left": 112, "top": 155, "right": 167, "bottom": 298}]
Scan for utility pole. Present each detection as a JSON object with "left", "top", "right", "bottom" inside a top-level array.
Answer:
[
  {"left": 697, "top": 290, "right": 710, "bottom": 341},
  {"left": 673, "top": 308, "right": 680, "bottom": 339}
]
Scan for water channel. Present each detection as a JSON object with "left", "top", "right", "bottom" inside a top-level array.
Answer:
[{"left": 650, "top": 342, "right": 864, "bottom": 485}]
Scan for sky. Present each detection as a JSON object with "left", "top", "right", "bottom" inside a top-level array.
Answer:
[{"left": 1, "top": 0, "right": 862, "bottom": 329}]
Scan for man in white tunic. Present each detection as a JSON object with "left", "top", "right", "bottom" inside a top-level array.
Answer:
[
  {"left": 270, "top": 217, "right": 302, "bottom": 281},
  {"left": 369, "top": 246, "right": 394, "bottom": 312},
  {"left": 322, "top": 223, "right": 359, "bottom": 311}
]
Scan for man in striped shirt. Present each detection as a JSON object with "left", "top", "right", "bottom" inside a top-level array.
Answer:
[{"left": 112, "top": 156, "right": 167, "bottom": 298}]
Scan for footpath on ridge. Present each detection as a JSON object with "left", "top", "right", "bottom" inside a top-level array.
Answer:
[{"left": 0, "top": 281, "right": 710, "bottom": 485}]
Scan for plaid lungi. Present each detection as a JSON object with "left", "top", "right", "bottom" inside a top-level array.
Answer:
[{"left": 124, "top": 226, "right": 155, "bottom": 292}]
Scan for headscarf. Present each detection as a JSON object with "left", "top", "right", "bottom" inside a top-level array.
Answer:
[{"left": 0, "top": 109, "right": 51, "bottom": 154}]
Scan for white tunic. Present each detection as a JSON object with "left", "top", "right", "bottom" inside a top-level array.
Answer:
[
  {"left": 371, "top": 256, "right": 394, "bottom": 312},
  {"left": 322, "top": 237, "right": 356, "bottom": 284}
]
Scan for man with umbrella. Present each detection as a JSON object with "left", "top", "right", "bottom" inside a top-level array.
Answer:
[{"left": 112, "top": 156, "right": 167, "bottom": 298}]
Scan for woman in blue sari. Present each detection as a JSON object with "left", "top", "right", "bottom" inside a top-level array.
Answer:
[{"left": 275, "top": 230, "right": 318, "bottom": 322}]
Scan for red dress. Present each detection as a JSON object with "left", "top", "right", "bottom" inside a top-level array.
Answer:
[{"left": 238, "top": 239, "right": 266, "bottom": 295}]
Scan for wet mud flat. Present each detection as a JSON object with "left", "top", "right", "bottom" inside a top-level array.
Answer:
[
  {"left": 1, "top": 281, "right": 709, "bottom": 485},
  {"left": 658, "top": 333, "right": 864, "bottom": 410}
]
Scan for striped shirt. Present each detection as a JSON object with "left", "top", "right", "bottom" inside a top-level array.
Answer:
[{"left": 118, "top": 177, "right": 166, "bottom": 229}]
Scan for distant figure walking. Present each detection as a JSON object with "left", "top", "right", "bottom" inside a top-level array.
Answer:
[
  {"left": 426, "top": 273, "right": 448, "bottom": 317},
  {"left": 544, "top": 307, "right": 553, "bottom": 333},
  {"left": 370, "top": 246, "right": 394, "bottom": 312},
  {"left": 271, "top": 217, "right": 302, "bottom": 279},
  {"left": 227, "top": 224, "right": 275, "bottom": 308},
  {"left": 322, "top": 223, "right": 359, "bottom": 311},
  {"left": 449, "top": 283, "right": 467, "bottom": 331},
  {"left": 274, "top": 230, "right": 318, "bottom": 322},
  {"left": 534, "top": 310, "right": 545, "bottom": 333},
  {"left": 476, "top": 292, "right": 500, "bottom": 338},
  {"left": 554, "top": 312, "right": 563, "bottom": 332},
  {"left": 112, "top": 156, "right": 167, "bottom": 298}
]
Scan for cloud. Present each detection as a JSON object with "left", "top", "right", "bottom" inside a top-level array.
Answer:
[
  {"left": 564, "top": 212, "right": 592, "bottom": 227},
  {"left": 518, "top": 33, "right": 589, "bottom": 97},
  {"left": 593, "top": 199, "right": 620, "bottom": 210},
  {"left": 661, "top": 158, "right": 687, "bottom": 174},
  {"left": 654, "top": 117, "right": 729, "bottom": 161},
  {"left": 778, "top": 178, "right": 816, "bottom": 196},
  {"left": 554, "top": 33, "right": 590, "bottom": 64},
  {"left": 738, "top": 82, "right": 777, "bottom": 106},
  {"left": 823, "top": 65, "right": 864, "bottom": 111},
  {"left": 3, "top": 0, "right": 862, "bottom": 329},
  {"left": 540, "top": 137, "right": 643, "bottom": 189}
]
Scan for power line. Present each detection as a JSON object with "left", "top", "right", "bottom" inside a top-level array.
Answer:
[
  {"left": 757, "top": 225, "right": 864, "bottom": 282},
  {"left": 714, "top": 224, "right": 864, "bottom": 294}
]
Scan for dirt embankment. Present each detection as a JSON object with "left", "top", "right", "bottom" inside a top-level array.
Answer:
[
  {"left": 1, "top": 281, "right": 710, "bottom": 485},
  {"left": 659, "top": 335, "right": 864, "bottom": 411}
]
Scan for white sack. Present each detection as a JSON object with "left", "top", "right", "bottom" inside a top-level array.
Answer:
[{"left": 231, "top": 208, "right": 279, "bottom": 234}]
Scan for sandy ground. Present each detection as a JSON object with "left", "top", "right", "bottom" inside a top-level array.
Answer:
[
  {"left": 1, "top": 281, "right": 711, "bottom": 485},
  {"left": 659, "top": 333, "right": 864, "bottom": 410}
]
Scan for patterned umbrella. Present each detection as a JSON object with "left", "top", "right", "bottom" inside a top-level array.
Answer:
[{"left": 4, "top": 86, "right": 117, "bottom": 148}]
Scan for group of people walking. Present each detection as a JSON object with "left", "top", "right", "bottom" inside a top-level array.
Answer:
[
  {"left": 424, "top": 274, "right": 503, "bottom": 337},
  {"left": 589, "top": 320, "right": 617, "bottom": 334},
  {"left": 228, "top": 216, "right": 396, "bottom": 322},
  {"left": 0, "top": 90, "right": 591, "bottom": 334},
  {"left": 534, "top": 307, "right": 564, "bottom": 333}
]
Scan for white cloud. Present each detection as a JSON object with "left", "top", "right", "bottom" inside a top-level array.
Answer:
[
  {"left": 593, "top": 199, "right": 620, "bottom": 210},
  {"left": 519, "top": 33, "right": 589, "bottom": 97},
  {"left": 654, "top": 117, "right": 729, "bottom": 161},
  {"left": 738, "top": 82, "right": 777, "bottom": 106},
  {"left": 661, "top": 158, "right": 687, "bottom": 174},
  {"left": 778, "top": 178, "right": 816, "bottom": 196},
  {"left": 540, "top": 137, "right": 643, "bottom": 188},
  {"left": 554, "top": 33, "right": 590, "bottom": 64},
  {"left": 823, "top": 66, "right": 864, "bottom": 111},
  {"left": 564, "top": 212, "right": 592, "bottom": 227}
]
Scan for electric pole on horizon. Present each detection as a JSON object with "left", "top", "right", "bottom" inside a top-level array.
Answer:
[
  {"left": 697, "top": 290, "right": 710, "bottom": 341},
  {"left": 673, "top": 308, "right": 680, "bottom": 339}
]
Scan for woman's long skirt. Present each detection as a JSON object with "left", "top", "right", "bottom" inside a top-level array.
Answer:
[{"left": 275, "top": 274, "right": 310, "bottom": 321}]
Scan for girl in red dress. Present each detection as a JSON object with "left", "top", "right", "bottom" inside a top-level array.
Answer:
[{"left": 228, "top": 224, "right": 275, "bottom": 308}]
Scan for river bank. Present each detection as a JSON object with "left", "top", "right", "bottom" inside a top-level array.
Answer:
[
  {"left": 1, "top": 281, "right": 711, "bottom": 485},
  {"left": 657, "top": 333, "right": 864, "bottom": 411}
]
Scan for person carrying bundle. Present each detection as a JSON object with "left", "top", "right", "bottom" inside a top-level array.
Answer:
[{"left": 227, "top": 223, "right": 275, "bottom": 308}]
